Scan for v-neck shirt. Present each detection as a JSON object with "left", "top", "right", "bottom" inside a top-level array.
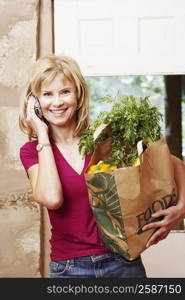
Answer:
[
  {"left": 53, "top": 140, "right": 86, "bottom": 176},
  {"left": 20, "top": 140, "right": 110, "bottom": 261}
]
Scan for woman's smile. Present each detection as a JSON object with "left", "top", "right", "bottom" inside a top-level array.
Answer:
[
  {"left": 49, "top": 108, "right": 68, "bottom": 116},
  {"left": 39, "top": 73, "right": 78, "bottom": 126}
]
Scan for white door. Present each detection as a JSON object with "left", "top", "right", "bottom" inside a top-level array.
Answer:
[{"left": 54, "top": 0, "right": 185, "bottom": 76}]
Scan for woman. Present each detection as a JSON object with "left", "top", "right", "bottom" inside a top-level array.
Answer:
[{"left": 19, "top": 54, "right": 185, "bottom": 278}]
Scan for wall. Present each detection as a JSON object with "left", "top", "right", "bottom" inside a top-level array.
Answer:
[
  {"left": 0, "top": 0, "right": 41, "bottom": 277},
  {"left": 142, "top": 231, "right": 185, "bottom": 277},
  {"left": 0, "top": 0, "right": 184, "bottom": 279}
]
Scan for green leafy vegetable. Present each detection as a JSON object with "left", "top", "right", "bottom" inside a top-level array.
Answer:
[{"left": 79, "top": 94, "right": 162, "bottom": 166}]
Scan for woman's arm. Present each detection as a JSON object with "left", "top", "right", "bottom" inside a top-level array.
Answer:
[
  {"left": 171, "top": 155, "right": 185, "bottom": 212},
  {"left": 143, "top": 154, "right": 185, "bottom": 248},
  {"left": 26, "top": 97, "right": 63, "bottom": 210}
]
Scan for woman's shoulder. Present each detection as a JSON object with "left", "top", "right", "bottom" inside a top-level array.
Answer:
[
  {"left": 20, "top": 140, "right": 38, "bottom": 153},
  {"left": 19, "top": 140, "right": 39, "bottom": 171}
]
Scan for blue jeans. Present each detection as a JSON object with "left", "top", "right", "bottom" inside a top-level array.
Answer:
[{"left": 49, "top": 253, "right": 147, "bottom": 278}]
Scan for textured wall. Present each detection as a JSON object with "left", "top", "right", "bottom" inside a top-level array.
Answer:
[
  {"left": 0, "top": 0, "right": 41, "bottom": 277},
  {"left": 0, "top": 0, "right": 39, "bottom": 104}
]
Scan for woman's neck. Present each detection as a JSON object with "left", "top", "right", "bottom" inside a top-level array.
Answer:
[{"left": 49, "top": 124, "right": 79, "bottom": 146}]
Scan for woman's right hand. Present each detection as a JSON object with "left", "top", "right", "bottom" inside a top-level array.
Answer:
[{"left": 26, "top": 95, "right": 49, "bottom": 136}]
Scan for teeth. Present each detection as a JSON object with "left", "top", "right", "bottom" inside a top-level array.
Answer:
[{"left": 51, "top": 109, "right": 66, "bottom": 114}]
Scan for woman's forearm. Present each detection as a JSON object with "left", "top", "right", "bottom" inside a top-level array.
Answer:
[
  {"left": 34, "top": 132, "right": 64, "bottom": 209},
  {"left": 171, "top": 154, "right": 185, "bottom": 217}
]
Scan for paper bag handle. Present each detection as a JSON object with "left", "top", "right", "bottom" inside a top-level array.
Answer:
[
  {"left": 93, "top": 123, "right": 111, "bottom": 141},
  {"left": 137, "top": 139, "right": 154, "bottom": 168},
  {"left": 137, "top": 140, "right": 144, "bottom": 156}
]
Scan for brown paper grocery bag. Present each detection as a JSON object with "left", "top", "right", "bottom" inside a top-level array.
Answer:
[{"left": 84, "top": 136, "right": 177, "bottom": 260}]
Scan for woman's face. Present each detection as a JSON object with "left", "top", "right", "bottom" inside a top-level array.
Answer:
[{"left": 39, "top": 73, "right": 78, "bottom": 128}]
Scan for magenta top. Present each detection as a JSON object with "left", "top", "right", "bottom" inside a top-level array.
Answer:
[{"left": 19, "top": 140, "right": 110, "bottom": 261}]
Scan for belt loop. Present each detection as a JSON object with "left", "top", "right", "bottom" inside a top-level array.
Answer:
[{"left": 69, "top": 258, "right": 74, "bottom": 267}]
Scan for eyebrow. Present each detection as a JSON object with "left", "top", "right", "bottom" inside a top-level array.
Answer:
[{"left": 42, "top": 87, "right": 73, "bottom": 92}]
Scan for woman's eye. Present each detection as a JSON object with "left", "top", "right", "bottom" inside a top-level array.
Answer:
[
  {"left": 43, "top": 92, "right": 52, "bottom": 96},
  {"left": 62, "top": 90, "right": 70, "bottom": 94}
]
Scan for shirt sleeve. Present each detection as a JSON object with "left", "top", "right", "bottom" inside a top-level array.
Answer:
[{"left": 19, "top": 141, "right": 39, "bottom": 174}]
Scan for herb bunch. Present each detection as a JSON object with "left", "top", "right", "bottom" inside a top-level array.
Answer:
[{"left": 79, "top": 94, "right": 162, "bottom": 166}]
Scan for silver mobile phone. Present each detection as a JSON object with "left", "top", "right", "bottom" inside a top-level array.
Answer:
[{"left": 34, "top": 98, "right": 43, "bottom": 119}]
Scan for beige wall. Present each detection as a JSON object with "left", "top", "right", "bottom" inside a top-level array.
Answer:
[
  {"left": 0, "top": 0, "right": 54, "bottom": 278},
  {"left": 142, "top": 231, "right": 185, "bottom": 277},
  {"left": 0, "top": 0, "right": 185, "bottom": 279},
  {"left": 0, "top": 0, "right": 41, "bottom": 277}
]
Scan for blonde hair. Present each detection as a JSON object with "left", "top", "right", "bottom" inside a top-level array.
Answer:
[{"left": 19, "top": 54, "right": 90, "bottom": 140}]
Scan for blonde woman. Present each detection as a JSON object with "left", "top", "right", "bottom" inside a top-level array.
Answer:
[{"left": 19, "top": 55, "right": 184, "bottom": 278}]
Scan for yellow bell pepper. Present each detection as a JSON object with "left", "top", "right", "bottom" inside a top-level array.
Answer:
[
  {"left": 87, "top": 161, "right": 118, "bottom": 174},
  {"left": 89, "top": 165, "right": 97, "bottom": 172},
  {"left": 99, "top": 164, "right": 110, "bottom": 172},
  {"left": 109, "top": 165, "right": 117, "bottom": 170},
  {"left": 132, "top": 157, "right": 140, "bottom": 166}
]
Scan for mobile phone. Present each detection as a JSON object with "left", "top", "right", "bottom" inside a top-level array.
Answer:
[{"left": 34, "top": 98, "right": 43, "bottom": 119}]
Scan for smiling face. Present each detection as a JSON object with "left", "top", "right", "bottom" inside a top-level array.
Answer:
[{"left": 38, "top": 72, "right": 78, "bottom": 129}]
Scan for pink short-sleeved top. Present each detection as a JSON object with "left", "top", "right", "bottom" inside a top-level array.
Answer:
[{"left": 19, "top": 139, "right": 110, "bottom": 261}]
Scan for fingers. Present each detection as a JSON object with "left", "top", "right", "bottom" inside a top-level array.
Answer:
[
  {"left": 26, "top": 96, "right": 37, "bottom": 121},
  {"left": 142, "top": 218, "right": 167, "bottom": 231},
  {"left": 26, "top": 96, "right": 48, "bottom": 136},
  {"left": 142, "top": 208, "right": 172, "bottom": 248},
  {"left": 146, "top": 228, "right": 170, "bottom": 248},
  {"left": 146, "top": 229, "right": 161, "bottom": 248},
  {"left": 151, "top": 209, "right": 168, "bottom": 218},
  {"left": 142, "top": 208, "right": 171, "bottom": 231},
  {"left": 143, "top": 205, "right": 180, "bottom": 232},
  {"left": 30, "top": 96, "right": 37, "bottom": 118},
  {"left": 142, "top": 206, "right": 180, "bottom": 248}
]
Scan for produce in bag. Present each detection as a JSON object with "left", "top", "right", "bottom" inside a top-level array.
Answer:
[{"left": 79, "top": 95, "right": 177, "bottom": 260}]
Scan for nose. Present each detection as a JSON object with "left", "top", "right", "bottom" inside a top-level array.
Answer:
[{"left": 52, "top": 94, "right": 64, "bottom": 106}]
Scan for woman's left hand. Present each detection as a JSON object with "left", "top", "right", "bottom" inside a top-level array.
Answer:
[{"left": 142, "top": 204, "right": 184, "bottom": 248}]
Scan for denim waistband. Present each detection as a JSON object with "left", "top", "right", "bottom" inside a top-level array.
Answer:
[{"left": 69, "top": 253, "right": 118, "bottom": 264}]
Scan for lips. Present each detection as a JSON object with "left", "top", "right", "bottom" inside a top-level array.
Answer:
[{"left": 50, "top": 108, "right": 67, "bottom": 116}]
